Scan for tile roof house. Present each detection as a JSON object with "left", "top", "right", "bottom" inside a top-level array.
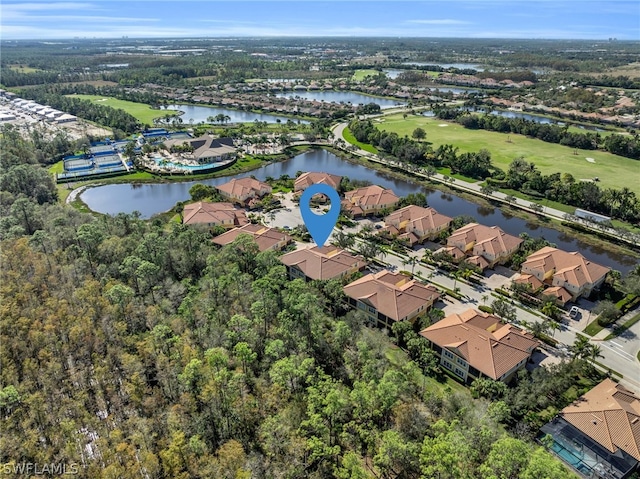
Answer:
[
  {"left": 513, "top": 273, "right": 544, "bottom": 291},
  {"left": 385, "top": 205, "right": 452, "bottom": 244},
  {"left": 164, "top": 135, "right": 236, "bottom": 163},
  {"left": 420, "top": 309, "right": 539, "bottom": 383},
  {"left": 280, "top": 245, "right": 367, "bottom": 281},
  {"left": 541, "top": 379, "right": 640, "bottom": 479},
  {"left": 182, "top": 202, "right": 248, "bottom": 228},
  {"left": 216, "top": 177, "right": 272, "bottom": 206},
  {"left": 521, "top": 246, "right": 610, "bottom": 301},
  {"left": 294, "top": 172, "right": 342, "bottom": 192},
  {"left": 342, "top": 185, "right": 399, "bottom": 217},
  {"left": 212, "top": 223, "right": 292, "bottom": 252},
  {"left": 343, "top": 271, "right": 441, "bottom": 328},
  {"left": 541, "top": 286, "right": 573, "bottom": 306},
  {"left": 446, "top": 223, "right": 523, "bottom": 269}
]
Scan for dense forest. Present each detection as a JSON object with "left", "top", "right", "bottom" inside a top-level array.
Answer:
[{"left": 0, "top": 128, "right": 592, "bottom": 479}]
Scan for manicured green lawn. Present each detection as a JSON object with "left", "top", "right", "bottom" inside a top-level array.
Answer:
[
  {"left": 65, "top": 94, "right": 179, "bottom": 124},
  {"left": 583, "top": 319, "right": 606, "bottom": 336},
  {"left": 604, "top": 313, "right": 640, "bottom": 340},
  {"left": 343, "top": 127, "right": 379, "bottom": 154},
  {"left": 8, "top": 65, "right": 42, "bottom": 73},
  {"left": 48, "top": 161, "right": 64, "bottom": 174},
  {"left": 352, "top": 69, "right": 380, "bottom": 81},
  {"left": 378, "top": 114, "right": 640, "bottom": 196}
]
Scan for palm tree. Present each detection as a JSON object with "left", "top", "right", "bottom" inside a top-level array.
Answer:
[
  {"left": 482, "top": 294, "right": 489, "bottom": 305},
  {"left": 569, "top": 335, "right": 591, "bottom": 361},
  {"left": 401, "top": 256, "right": 420, "bottom": 275},
  {"left": 332, "top": 231, "right": 355, "bottom": 250},
  {"left": 549, "top": 320, "right": 560, "bottom": 338}
]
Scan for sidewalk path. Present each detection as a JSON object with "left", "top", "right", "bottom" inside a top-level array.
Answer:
[{"left": 331, "top": 120, "right": 639, "bottom": 248}]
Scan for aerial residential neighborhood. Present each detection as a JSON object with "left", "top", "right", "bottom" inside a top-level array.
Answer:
[{"left": 2, "top": 3, "right": 640, "bottom": 478}]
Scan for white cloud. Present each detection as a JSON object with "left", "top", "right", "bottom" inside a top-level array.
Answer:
[{"left": 1, "top": 2, "right": 96, "bottom": 18}]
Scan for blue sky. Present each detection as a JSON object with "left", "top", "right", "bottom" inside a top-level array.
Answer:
[{"left": 1, "top": 1, "right": 638, "bottom": 40}]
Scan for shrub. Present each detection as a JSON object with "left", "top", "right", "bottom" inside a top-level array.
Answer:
[{"left": 478, "top": 305, "right": 494, "bottom": 314}]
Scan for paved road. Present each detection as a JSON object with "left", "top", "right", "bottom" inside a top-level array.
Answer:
[
  {"left": 369, "top": 245, "right": 640, "bottom": 391},
  {"left": 331, "top": 121, "right": 639, "bottom": 248}
]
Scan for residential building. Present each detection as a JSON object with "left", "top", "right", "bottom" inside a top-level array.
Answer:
[
  {"left": 212, "top": 223, "right": 292, "bottom": 252},
  {"left": 521, "top": 246, "right": 611, "bottom": 301},
  {"left": 344, "top": 271, "right": 441, "bottom": 328},
  {"left": 512, "top": 273, "right": 544, "bottom": 292},
  {"left": 385, "top": 205, "right": 452, "bottom": 244},
  {"left": 294, "top": 172, "right": 342, "bottom": 192},
  {"left": 419, "top": 309, "right": 539, "bottom": 384},
  {"left": 342, "top": 185, "right": 399, "bottom": 217},
  {"left": 182, "top": 201, "right": 248, "bottom": 227},
  {"left": 541, "top": 379, "right": 640, "bottom": 479},
  {"left": 446, "top": 223, "right": 523, "bottom": 269},
  {"left": 280, "top": 245, "right": 367, "bottom": 281},
  {"left": 541, "top": 286, "right": 573, "bottom": 306},
  {"left": 216, "top": 177, "right": 272, "bottom": 206},
  {"left": 163, "top": 134, "right": 236, "bottom": 163}
]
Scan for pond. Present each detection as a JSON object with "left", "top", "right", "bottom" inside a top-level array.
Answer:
[
  {"left": 80, "top": 149, "right": 637, "bottom": 273},
  {"left": 274, "top": 91, "right": 405, "bottom": 108},
  {"left": 163, "top": 104, "right": 307, "bottom": 124}
]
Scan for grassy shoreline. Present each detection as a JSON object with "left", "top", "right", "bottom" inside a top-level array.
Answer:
[
  {"left": 55, "top": 142, "right": 639, "bottom": 259},
  {"left": 57, "top": 146, "right": 314, "bottom": 210},
  {"left": 325, "top": 146, "right": 640, "bottom": 260}
]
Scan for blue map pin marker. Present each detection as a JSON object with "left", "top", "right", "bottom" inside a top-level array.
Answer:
[{"left": 299, "top": 183, "right": 341, "bottom": 247}]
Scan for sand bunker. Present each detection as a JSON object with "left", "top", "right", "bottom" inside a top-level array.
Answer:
[
  {"left": 585, "top": 157, "right": 596, "bottom": 163},
  {"left": 438, "top": 124, "right": 449, "bottom": 127}
]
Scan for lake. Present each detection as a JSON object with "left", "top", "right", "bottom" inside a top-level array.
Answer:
[
  {"left": 274, "top": 91, "right": 405, "bottom": 108},
  {"left": 80, "top": 149, "right": 637, "bottom": 273},
  {"left": 163, "top": 104, "right": 307, "bottom": 124},
  {"left": 403, "top": 62, "right": 485, "bottom": 71}
]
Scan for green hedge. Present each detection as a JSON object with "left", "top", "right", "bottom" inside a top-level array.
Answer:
[{"left": 478, "top": 305, "right": 494, "bottom": 314}]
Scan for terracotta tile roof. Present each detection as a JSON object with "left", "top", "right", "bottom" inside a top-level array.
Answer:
[
  {"left": 294, "top": 172, "right": 342, "bottom": 191},
  {"left": 183, "top": 202, "right": 248, "bottom": 226},
  {"left": 561, "top": 379, "right": 640, "bottom": 461},
  {"left": 420, "top": 309, "right": 539, "bottom": 380},
  {"left": 216, "top": 177, "right": 271, "bottom": 200},
  {"left": 212, "top": 223, "right": 292, "bottom": 251},
  {"left": 466, "top": 255, "right": 490, "bottom": 270},
  {"left": 341, "top": 199, "right": 364, "bottom": 217},
  {"left": 522, "top": 246, "right": 610, "bottom": 290},
  {"left": 447, "top": 223, "right": 523, "bottom": 259},
  {"left": 344, "top": 271, "right": 441, "bottom": 322},
  {"left": 542, "top": 286, "right": 573, "bottom": 304},
  {"left": 385, "top": 205, "right": 452, "bottom": 232},
  {"left": 513, "top": 273, "right": 544, "bottom": 290},
  {"left": 344, "top": 185, "right": 399, "bottom": 208},
  {"left": 436, "top": 246, "right": 467, "bottom": 261},
  {"left": 280, "top": 245, "right": 367, "bottom": 280}
]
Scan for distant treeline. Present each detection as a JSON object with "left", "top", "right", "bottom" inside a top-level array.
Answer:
[
  {"left": 434, "top": 107, "right": 640, "bottom": 160},
  {"left": 17, "top": 88, "right": 141, "bottom": 135},
  {"left": 576, "top": 75, "right": 640, "bottom": 90}
]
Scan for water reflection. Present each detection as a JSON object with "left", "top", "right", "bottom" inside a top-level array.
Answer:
[
  {"left": 80, "top": 149, "right": 638, "bottom": 273},
  {"left": 476, "top": 206, "right": 495, "bottom": 217}
]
